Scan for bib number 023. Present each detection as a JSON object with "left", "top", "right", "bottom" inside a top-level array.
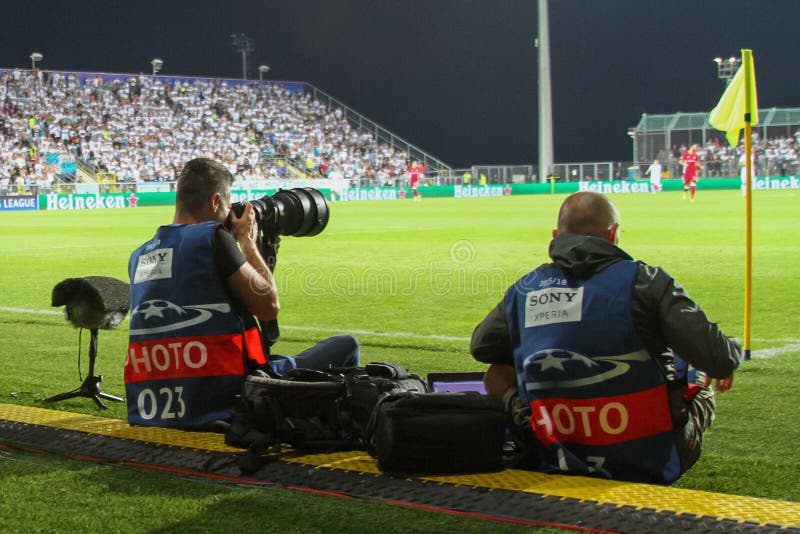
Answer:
[{"left": 137, "top": 386, "right": 187, "bottom": 420}]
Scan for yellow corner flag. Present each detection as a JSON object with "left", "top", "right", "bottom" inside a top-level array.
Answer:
[
  {"left": 710, "top": 50, "right": 759, "bottom": 362},
  {"left": 709, "top": 50, "right": 758, "bottom": 147}
]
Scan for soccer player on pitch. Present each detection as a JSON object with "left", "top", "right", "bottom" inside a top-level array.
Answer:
[
  {"left": 679, "top": 144, "right": 702, "bottom": 202},
  {"left": 645, "top": 159, "right": 662, "bottom": 193},
  {"left": 407, "top": 160, "right": 424, "bottom": 201}
]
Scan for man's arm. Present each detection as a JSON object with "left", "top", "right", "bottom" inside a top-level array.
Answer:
[
  {"left": 633, "top": 264, "right": 741, "bottom": 380},
  {"left": 222, "top": 203, "right": 280, "bottom": 322},
  {"left": 470, "top": 302, "right": 514, "bottom": 365}
]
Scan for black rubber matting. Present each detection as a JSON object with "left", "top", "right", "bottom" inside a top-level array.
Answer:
[{"left": 1, "top": 405, "right": 798, "bottom": 534}]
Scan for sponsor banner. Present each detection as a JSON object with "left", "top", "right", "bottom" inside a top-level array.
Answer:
[
  {"left": 30, "top": 176, "right": 796, "bottom": 211},
  {"left": 575, "top": 177, "right": 781, "bottom": 193},
  {"left": 454, "top": 185, "right": 513, "bottom": 198},
  {"left": 336, "top": 187, "right": 401, "bottom": 202},
  {"left": 578, "top": 180, "right": 653, "bottom": 194},
  {"left": 40, "top": 193, "right": 138, "bottom": 210},
  {"left": 202, "top": 188, "right": 333, "bottom": 205},
  {"left": 0, "top": 196, "right": 38, "bottom": 211},
  {"left": 754, "top": 176, "right": 800, "bottom": 190},
  {"left": 231, "top": 188, "right": 289, "bottom": 203},
  {"left": 333, "top": 185, "right": 520, "bottom": 201},
  {"left": 36, "top": 190, "right": 332, "bottom": 210}
]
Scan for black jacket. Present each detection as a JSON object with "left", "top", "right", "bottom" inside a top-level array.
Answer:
[{"left": 471, "top": 234, "right": 742, "bottom": 380}]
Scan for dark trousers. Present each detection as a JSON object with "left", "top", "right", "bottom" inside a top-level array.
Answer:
[
  {"left": 270, "top": 335, "right": 360, "bottom": 374},
  {"left": 293, "top": 334, "right": 361, "bottom": 369}
]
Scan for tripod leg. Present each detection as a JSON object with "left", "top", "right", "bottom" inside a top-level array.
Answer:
[
  {"left": 92, "top": 396, "right": 109, "bottom": 410},
  {"left": 43, "top": 389, "right": 82, "bottom": 403},
  {"left": 97, "top": 392, "right": 126, "bottom": 403}
]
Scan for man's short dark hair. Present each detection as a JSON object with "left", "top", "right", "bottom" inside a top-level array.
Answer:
[{"left": 175, "top": 158, "right": 234, "bottom": 215}]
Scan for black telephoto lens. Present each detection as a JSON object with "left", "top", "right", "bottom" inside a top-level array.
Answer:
[{"left": 227, "top": 188, "right": 329, "bottom": 237}]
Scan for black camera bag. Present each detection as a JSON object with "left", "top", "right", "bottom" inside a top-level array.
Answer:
[
  {"left": 365, "top": 391, "right": 506, "bottom": 474},
  {"left": 343, "top": 362, "right": 429, "bottom": 435},
  {"left": 225, "top": 362, "right": 428, "bottom": 462}
]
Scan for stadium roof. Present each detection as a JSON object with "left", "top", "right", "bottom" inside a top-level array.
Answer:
[{"left": 633, "top": 107, "right": 800, "bottom": 131}]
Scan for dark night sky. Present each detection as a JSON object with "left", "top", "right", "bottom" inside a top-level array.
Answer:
[{"left": 1, "top": 1, "right": 796, "bottom": 168}]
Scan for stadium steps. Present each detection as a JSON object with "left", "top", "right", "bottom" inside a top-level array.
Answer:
[
  {"left": 0, "top": 403, "right": 798, "bottom": 533},
  {"left": 284, "top": 160, "right": 309, "bottom": 179},
  {"left": 75, "top": 158, "right": 97, "bottom": 183}
]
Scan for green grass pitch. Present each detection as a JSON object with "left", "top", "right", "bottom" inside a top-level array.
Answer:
[{"left": 0, "top": 189, "right": 798, "bottom": 531}]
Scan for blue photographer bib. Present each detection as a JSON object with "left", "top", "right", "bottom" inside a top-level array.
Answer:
[
  {"left": 125, "top": 222, "right": 266, "bottom": 429},
  {"left": 504, "top": 260, "right": 682, "bottom": 483}
]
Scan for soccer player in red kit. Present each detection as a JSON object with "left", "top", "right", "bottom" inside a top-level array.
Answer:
[
  {"left": 408, "top": 160, "right": 424, "bottom": 201},
  {"left": 680, "top": 144, "right": 702, "bottom": 202}
]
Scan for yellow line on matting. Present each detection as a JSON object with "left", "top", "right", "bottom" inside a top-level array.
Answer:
[{"left": 2, "top": 403, "right": 798, "bottom": 527}]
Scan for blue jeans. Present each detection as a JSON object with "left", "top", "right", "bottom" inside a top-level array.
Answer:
[{"left": 269, "top": 335, "right": 360, "bottom": 375}]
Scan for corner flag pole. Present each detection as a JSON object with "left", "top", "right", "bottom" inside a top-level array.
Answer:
[
  {"left": 709, "top": 49, "right": 758, "bottom": 360},
  {"left": 742, "top": 49, "right": 754, "bottom": 360}
]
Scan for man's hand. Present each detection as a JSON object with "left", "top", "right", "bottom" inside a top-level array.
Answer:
[
  {"left": 228, "top": 202, "right": 258, "bottom": 245},
  {"left": 225, "top": 203, "right": 280, "bottom": 322},
  {"left": 715, "top": 374, "right": 734, "bottom": 392}
]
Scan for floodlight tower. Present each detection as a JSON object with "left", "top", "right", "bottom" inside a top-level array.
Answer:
[
  {"left": 30, "top": 52, "right": 43, "bottom": 71},
  {"left": 258, "top": 65, "right": 270, "bottom": 82},
  {"left": 231, "top": 33, "right": 254, "bottom": 80},
  {"left": 714, "top": 56, "right": 740, "bottom": 85},
  {"left": 536, "top": 0, "right": 554, "bottom": 183}
]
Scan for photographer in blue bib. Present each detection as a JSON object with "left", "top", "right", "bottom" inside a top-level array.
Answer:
[
  {"left": 470, "top": 191, "right": 741, "bottom": 483},
  {"left": 125, "top": 158, "right": 359, "bottom": 430}
]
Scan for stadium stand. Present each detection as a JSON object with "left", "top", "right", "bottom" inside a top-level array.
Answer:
[
  {"left": 655, "top": 135, "right": 800, "bottom": 180},
  {"left": 4, "top": 68, "right": 800, "bottom": 193},
  {"left": 0, "top": 69, "right": 417, "bottom": 192},
  {"left": 630, "top": 110, "right": 800, "bottom": 179}
]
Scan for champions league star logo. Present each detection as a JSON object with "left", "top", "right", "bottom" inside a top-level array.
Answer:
[
  {"left": 523, "top": 348, "right": 650, "bottom": 392},
  {"left": 129, "top": 299, "right": 231, "bottom": 335},
  {"left": 531, "top": 349, "right": 596, "bottom": 372},
  {"left": 136, "top": 299, "right": 184, "bottom": 319}
]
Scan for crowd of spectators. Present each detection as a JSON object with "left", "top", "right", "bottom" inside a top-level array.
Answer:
[
  {"left": 4, "top": 68, "right": 800, "bottom": 194},
  {"left": 0, "top": 69, "right": 412, "bottom": 191},
  {"left": 661, "top": 132, "right": 800, "bottom": 179}
]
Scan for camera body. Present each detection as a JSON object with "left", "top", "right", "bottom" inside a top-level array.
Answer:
[{"left": 228, "top": 187, "right": 329, "bottom": 239}]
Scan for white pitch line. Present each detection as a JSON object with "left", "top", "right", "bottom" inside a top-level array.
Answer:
[
  {"left": 6, "top": 244, "right": 114, "bottom": 253},
  {"left": 0, "top": 306, "right": 61, "bottom": 316},
  {"left": 279, "top": 324, "right": 470, "bottom": 342},
  {"left": 0, "top": 306, "right": 469, "bottom": 342},
  {"left": 2, "top": 306, "right": 798, "bottom": 350},
  {"left": 750, "top": 344, "right": 800, "bottom": 360}
]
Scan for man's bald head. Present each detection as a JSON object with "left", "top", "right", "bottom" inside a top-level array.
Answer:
[{"left": 555, "top": 191, "right": 620, "bottom": 243}]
